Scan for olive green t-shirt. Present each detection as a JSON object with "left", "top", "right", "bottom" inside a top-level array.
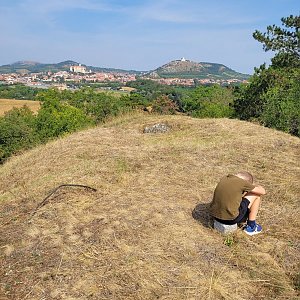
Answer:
[{"left": 209, "top": 174, "right": 255, "bottom": 220}]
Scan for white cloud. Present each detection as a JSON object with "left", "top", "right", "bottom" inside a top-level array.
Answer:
[
  {"left": 132, "top": 0, "right": 198, "bottom": 23},
  {"left": 18, "top": 0, "right": 113, "bottom": 14},
  {"left": 127, "top": 0, "right": 261, "bottom": 25}
]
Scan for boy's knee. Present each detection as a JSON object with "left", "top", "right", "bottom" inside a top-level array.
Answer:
[
  {"left": 244, "top": 193, "right": 261, "bottom": 205},
  {"left": 245, "top": 192, "right": 261, "bottom": 199}
]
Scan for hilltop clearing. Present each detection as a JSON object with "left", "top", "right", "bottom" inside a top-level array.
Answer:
[{"left": 0, "top": 113, "right": 299, "bottom": 299}]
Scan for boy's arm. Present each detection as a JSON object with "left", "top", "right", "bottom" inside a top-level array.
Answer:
[{"left": 251, "top": 185, "right": 266, "bottom": 195}]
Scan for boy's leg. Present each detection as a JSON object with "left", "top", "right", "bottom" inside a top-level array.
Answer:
[
  {"left": 245, "top": 192, "right": 261, "bottom": 221},
  {"left": 243, "top": 192, "right": 262, "bottom": 235}
]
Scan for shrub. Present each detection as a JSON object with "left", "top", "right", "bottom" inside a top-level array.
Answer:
[
  {"left": 35, "top": 97, "right": 93, "bottom": 141},
  {"left": 181, "top": 85, "right": 234, "bottom": 118},
  {"left": 0, "top": 84, "right": 41, "bottom": 99},
  {"left": 152, "top": 95, "right": 179, "bottom": 114},
  {"left": 194, "top": 102, "right": 234, "bottom": 118},
  {"left": 0, "top": 106, "right": 39, "bottom": 163},
  {"left": 260, "top": 69, "right": 300, "bottom": 135}
]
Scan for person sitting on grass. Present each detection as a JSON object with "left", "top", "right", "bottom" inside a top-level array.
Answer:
[{"left": 209, "top": 171, "right": 266, "bottom": 235}]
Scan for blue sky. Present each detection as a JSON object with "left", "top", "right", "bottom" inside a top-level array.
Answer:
[{"left": 0, "top": 0, "right": 299, "bottom": 74}]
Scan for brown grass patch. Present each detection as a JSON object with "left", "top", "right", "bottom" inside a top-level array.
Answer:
[
  {"left": 0, "top": 113, "right": 299, "bottom": 299},
  {"left": 0, "top": 98, "right": 40, "bottom": 116}
]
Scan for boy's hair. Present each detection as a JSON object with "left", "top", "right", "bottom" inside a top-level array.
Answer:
[{"left": 235, "top": 171, "right": 253, "bottom": 184}]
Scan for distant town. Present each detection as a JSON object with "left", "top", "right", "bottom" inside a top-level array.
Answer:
[{"left": 0, "top": 62, "right": 248, "bottom": 90}]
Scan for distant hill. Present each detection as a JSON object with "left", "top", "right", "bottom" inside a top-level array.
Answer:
[
  {"left": 0, "top": 59, "right": 249, "bottom": 80},
  {"left": 0, "top": 60, "right": 76, "bottom": 74},
  {"left": 0, "top": 60, "right": 142, "bottom": 75},
  {"left": 145, "top": 59, "right": 250, "bottom": 80}
]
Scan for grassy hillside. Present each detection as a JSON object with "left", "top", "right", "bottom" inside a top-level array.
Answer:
[
  {"left": 0, "top": 98, "right": 40, "bottom": 116},
  {"left": 0, "top": 113, "right": 299, "bottom": 299}
]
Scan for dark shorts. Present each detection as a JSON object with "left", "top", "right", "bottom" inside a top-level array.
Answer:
[{"left": 215, "top": 198, "right": 250, "bottom": 225}]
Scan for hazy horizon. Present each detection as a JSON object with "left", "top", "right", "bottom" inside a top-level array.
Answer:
[
  {"left": 2, "top": 57, "right": 255, "bottom": 74},
  {"left": 1, "top": 0, "right": 299, "bottom": 74}
]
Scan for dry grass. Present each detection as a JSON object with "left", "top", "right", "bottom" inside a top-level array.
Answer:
[
  {"left": 0, "top": 98, "right": 40, "bottom": 116},
  {"left": 0, "top": 112, "right": 299, "bottom": 299}
]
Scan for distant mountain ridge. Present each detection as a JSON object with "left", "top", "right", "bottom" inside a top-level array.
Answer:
[
  {"left": 145, "top": 59, "right": 250, "bottom": 80},
  {"left": 0, "top": 60, "right": 141, "bottom": 75},
  {"left": 0, "top": 59, "right": 250, "bottom": 80}
]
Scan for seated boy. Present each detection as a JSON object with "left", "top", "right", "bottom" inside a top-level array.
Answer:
[{"left": 209, "top": 171, "right": 266, "bottom": 235}]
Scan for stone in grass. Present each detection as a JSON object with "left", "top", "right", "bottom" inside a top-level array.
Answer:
[
  {"left": 143, "top": 123, "right": 171, "bottom": 134},
  {"left": 214, "top": 219, "right": 237, "bottom": 234}
]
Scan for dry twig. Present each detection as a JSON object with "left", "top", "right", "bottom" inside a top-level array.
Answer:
[{"left": 30, "top": 184, "right": 97, "bottom": 218}]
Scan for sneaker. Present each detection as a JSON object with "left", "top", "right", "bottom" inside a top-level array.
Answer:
[{"left": 243, "top": 224, "right": 262, "bottom": 236}]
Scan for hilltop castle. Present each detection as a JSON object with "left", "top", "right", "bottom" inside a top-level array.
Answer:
[{"left": 70, "top": 64, "right": 87, "bottom": 73}]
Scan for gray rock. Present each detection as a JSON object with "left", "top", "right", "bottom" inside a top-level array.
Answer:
[
  {"left": 143, "top": 123, "right": 171, "bottom": 134},
  {"left": 214, "top": 220, "right": 237, "bottom": 234}
]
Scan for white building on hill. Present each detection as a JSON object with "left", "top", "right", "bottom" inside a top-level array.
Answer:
[{"left": 70, "top": 64, "right": 87, "bottom": 73}]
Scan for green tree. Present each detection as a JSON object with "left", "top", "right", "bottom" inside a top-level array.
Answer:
[
  {"left": 0, "top": 84, "right": 41, "bottom": 100},
  {"left": 119, "top": 94, "right": 150, "bottom": 109},
  {"left": 0, "top": 106, "right": 39, "bottom": 163},
  {"left": 260, "top": 69, "right": 300, "bottom": 135},
  {"left": 35, "top": 96, "right": 92, "bottom": 141},
  {"left": 233, "top": 65, "right": 277, "bottom": 120},
  {"left": 85, "top": 93, "right": 122, "bottom": 122},
  {"left": 234, "top": 14, "right": 300, "bottom": 136},
  {"left": 152, "top": 95, "right": 179, "bottom": 114},
  {"left": 126, "top": 79, "right": 182, "bottom": 105},
  {"left": 181, "top": 85, "right": 234, "bottom": 118},
  {"left": 253, "top": 15, "right": 300, "bottom": 68}
]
